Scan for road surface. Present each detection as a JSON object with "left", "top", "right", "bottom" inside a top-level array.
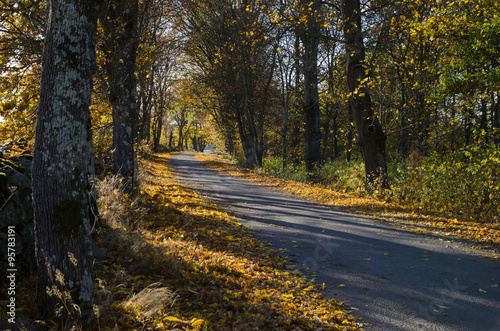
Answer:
[{"left": 170, "top": 153, "right": 500, "bottom": 330}]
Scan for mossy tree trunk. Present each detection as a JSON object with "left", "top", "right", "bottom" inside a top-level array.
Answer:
[
  {"left": 33, "top": 0, "right": 98, "bottom": 324},
  {"left": 342, "top": 0, "right": 388, "bottom": 189}
]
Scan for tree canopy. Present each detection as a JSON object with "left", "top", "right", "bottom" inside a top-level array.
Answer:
[{"left": 1, "top": 0, "right": 499, "bottom": 219}]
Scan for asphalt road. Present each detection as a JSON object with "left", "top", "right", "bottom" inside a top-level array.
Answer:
[{"left": 169, "top": 153, "right": 500, "bottom": 331}]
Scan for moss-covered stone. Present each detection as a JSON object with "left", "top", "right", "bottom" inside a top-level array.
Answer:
[{"left": 0, "top": 158, "right": 25, "bottom": 173}]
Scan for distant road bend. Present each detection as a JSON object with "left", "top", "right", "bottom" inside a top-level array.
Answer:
[{"left": 170, "top": 153, "right": 500, "bottom": 331}]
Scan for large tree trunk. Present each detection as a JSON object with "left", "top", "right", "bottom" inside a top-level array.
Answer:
[
  {"left": 236, "top": 113, "right": 258, "bottom": 165},
  {"left": 33, "top": 0, "right": 98, "bottom": 324},
  {"left": 301, "top": 0, "right": 322, "bottom": 173},
  {"left": 342, "top": 0, "right": 388, "bottom": 189}
]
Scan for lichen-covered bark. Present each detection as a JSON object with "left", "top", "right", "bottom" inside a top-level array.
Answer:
[
  {"left": 342, "top": 0, "right": 388, "bottom": 189},
  {"left": 32, "top": 0, "right": 98, "bottom": 324}
]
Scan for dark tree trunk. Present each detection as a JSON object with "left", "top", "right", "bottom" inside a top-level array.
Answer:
[
  {"left": 342, "top": 0, "right": 388, "bottom": 189},
  {"left": 100, "top": 0, "right": 139, "bottom": 192},
  {"left": 152, "top": 75, "right": 167, "bottom": 153},
  {"left": 234, "top": 100, "right": 258, "bottom": 165},
  {"left": 492, "top": 92, "right": 500, "bottom": 145},
  {"left": 152, "top": 112, "right": 163, "bottom": 152},
  {"left": 177, "top": 125, "right": 184, "bottom": 150},
  {"left": 139, "top": 71, "right": 154, "bottom": 143},
  {"left": 33, "top": 0, "right": 98, "bottom": 324},
  {"left": 192, "top": 135, "right": 198, "bottom": 151},
  {"left": 301, "top": 0, "right": 322, "bottom": 173},
  {"left": 346, "top": 104, "right": 354, "bottom": 162},
  {"left": 239, "top": 67, "right": 259, "bottom": 166},
  {"left": 168, "top": 130, "right": 174, "bottom": 149},
  {"left": 224, "top": 125, "right": 235, "bottom": 155}
]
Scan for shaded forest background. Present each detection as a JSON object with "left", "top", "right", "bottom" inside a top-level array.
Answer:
[{"left": 1, "top": 0, "right": 499, "bottom": 223}]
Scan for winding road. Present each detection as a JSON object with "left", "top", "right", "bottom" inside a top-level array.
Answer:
[{"left": 170, "top": 153, "right": 500, "bottom": 330}]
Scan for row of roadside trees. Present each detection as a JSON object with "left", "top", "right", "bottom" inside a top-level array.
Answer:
[{"left": 0, "top": 0, "right": 499, "bottom": 326}]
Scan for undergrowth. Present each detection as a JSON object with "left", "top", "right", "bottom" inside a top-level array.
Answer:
[
  {"left": 260, "top": 144, "right": 499, "bottom": 224},
  {"left": 390, "top": 146, "right": 500, "bottom": 223}
]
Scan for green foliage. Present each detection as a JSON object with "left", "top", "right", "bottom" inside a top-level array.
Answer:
[
  {"left": 262, "top": 157, "right": 367, "bottom": 192},
  {"left": 316, "top": 159, "right": 366, "bottom": 194},
  {"left": 262, "top": 150, "right": 499, "bottom": 224},
  {"left": 262, "top": 157, "right": 308, "bottom": 182},
  {"left": 437, "top": 0, "right": 500, "bottom": 97},
  {"left": 391, "top": 144, "right": 500, "bottom": 223},
  {"left": 0, "top": 0, "right": 45, "bottom": 143}
]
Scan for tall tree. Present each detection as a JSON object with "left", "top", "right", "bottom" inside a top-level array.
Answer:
[
  {"left": 342, "top": 0, "right": 388, "bottom": 188},
  {"left": 32, "top": 0, "right": 98, "bottom": 324},
  {"left": 151, "top": 68, "right": 172, "bottom": 152},
  {"left": 99, "top": 0, "right": 139, "bottom": 192},
  {"left": 298, "top": 0, "right": 322, "bottom": 173}
]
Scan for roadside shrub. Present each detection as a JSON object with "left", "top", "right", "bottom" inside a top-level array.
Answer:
[
  {"left": 261, "top": 146, "right": 499, "bottom": 224},
  {"left": 262, "top": 156, "right": 284, "bottom": 176},
  {"left": 316, "top": 159, "right": 366, "bottom": 193},
  {"left": 261, "top": 157, "right": 366, "bottom": 192},
  {"left": 392, "top": 144, "right": 500, "bottom": 223},
  {"left": 262, "top": 157, "right": 308, "bottom": 182}
]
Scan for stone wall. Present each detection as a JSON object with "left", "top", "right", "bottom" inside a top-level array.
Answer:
[{"left": 0, "top": 140, "right": 36, "bottom": 284}]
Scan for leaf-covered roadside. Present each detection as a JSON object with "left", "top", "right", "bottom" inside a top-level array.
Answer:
[
  {"left": 1, "top": 152, "right": 361, "bottom": 330},
  {"left": 94, "top": 153, "right": 361, "bottom": 330},
  {"left": 196, "top": 153, "right": 500, "bottom": 258}
]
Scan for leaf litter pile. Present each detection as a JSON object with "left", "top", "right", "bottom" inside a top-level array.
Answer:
[
  {"left": 92, "top": 153, "right": 361, "bottom": 330},
  {"left": 196, "top": 153, "right": 500, "bottom": 259}
]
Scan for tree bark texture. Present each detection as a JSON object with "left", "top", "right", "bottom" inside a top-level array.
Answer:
[
  {"left": 100, "top": 0, "right": 139, "bottom": 192},
  {"left": 342, "top": 0, "right": 388, "bottom": 188},
  {"left": 33, "top": 0, "right": 98, "bottom": 323},
  {"left": 139, "top": 70, "right": 154, "bottom": 143},
  {"left": 301, "top": 0, "right": 322, "bottom": 173}
]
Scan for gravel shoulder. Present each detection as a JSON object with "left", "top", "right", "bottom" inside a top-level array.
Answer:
[{"left": 170, "top": 153, "right": 500, "bottom": 331}]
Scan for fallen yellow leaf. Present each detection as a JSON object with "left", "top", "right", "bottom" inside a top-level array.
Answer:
[
  {"left": 436, "top": 304, "right": 451, "bottom": 309},
  {"left": 164, "top": 316, "right": 183, "bottom": 323}
]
